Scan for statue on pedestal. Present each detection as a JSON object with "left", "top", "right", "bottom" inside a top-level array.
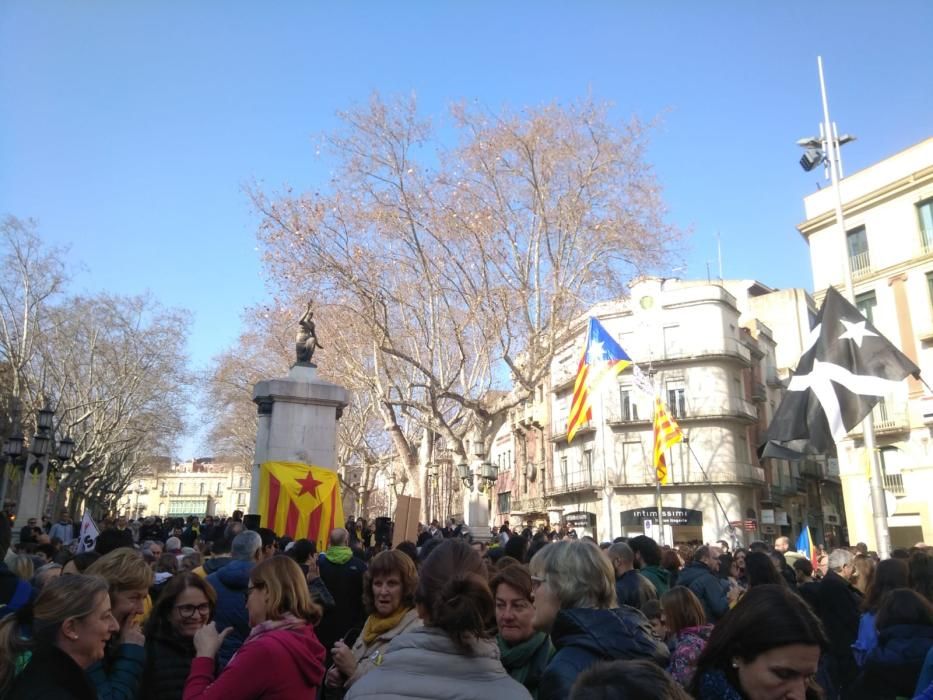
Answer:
[{"left": 295, "top": 299, "right": 323, "bottom": 365}]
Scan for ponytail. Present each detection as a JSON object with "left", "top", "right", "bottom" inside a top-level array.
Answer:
[{"left": 0, "top": 608, "right": 33, "bottom": 696}]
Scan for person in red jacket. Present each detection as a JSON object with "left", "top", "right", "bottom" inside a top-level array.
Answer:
[{"left": 183, "top": 555, "right": 325, "bottom": 699}]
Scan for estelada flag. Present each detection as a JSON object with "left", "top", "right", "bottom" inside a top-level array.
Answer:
[
  {"left": 568, "top": 317, "right": 632, "bottom": 443},
  {"left": 257, "top": 461, "right": 345, "bottom": 552}
]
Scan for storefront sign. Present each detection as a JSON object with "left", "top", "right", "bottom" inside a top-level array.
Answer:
[
  {"left": 620, "top": 507, "right": 702, "bottom": 527},
  {"left": 564, "top": 511, "right": 596, "bottom": 528}
]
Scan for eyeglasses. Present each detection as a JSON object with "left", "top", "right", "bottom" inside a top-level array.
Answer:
[
  {"left": 175, "top": 603, "right": 210, "bottom": 619},
  {"left": 245, "top": 582, "right": 264, "bottom": 601}
]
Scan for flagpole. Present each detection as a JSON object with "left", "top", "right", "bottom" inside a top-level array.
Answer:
[
  {"left": 685, "top": 442, "right": 740, "bottom": 549},
  {"left": 599, "top": 388, "right": 614, "bottom": 541},
  {"left": 818, "top": 56, "right": 890, "bottom": 559},
  {"left": 656, "top": 463, "right": 664, "bottom": 546}
]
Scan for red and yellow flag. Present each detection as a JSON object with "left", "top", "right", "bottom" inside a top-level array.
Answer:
[
  {"left": 653, "top": 397, "right": 682, "bottom": 485},
  {"left": 257, "top": 461, "right": 345, "bottom": 552}
]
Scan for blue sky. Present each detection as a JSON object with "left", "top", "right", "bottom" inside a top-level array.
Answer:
[{"left": 2, "top": 2, "right": 931, "bottom": 456}]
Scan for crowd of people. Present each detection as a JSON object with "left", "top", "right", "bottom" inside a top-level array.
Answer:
[{"left": 1, "top": 509, "right": 932, "bottom": 699}]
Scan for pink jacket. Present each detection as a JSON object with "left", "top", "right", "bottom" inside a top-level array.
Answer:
[{"left": 184, "top": 623, "right": 325, "bottom": 700}]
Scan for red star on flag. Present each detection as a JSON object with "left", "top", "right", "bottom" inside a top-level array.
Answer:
[{"left": 296, "top": 471, "right": 322, "bottom": 499}]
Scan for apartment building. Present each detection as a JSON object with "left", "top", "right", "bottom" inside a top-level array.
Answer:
[
  {"left": 492, "top": 277, "right": 836, "bottom": 546},
  {"left": 798, "top": 136, "right": 933, "bottom": 549},
  {"left": 129, "top": 457, "right": 253, "bottom": 519}
]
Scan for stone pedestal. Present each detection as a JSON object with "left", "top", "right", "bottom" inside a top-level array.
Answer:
[
  {"left": 462, "top": 471, "right": 492, "bottom": 542},
  {"left": 13, "top": 458, "right": 50, "bottom": 531},
  {"left": 249, "top": 364, "right": 350, "bottom": 516}
]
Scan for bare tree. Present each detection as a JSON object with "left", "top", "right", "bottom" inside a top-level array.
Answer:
[
  {"left": 251, "top": 95, "right": 680, "bottom": 517},
  {"left": 38, "top": 293, "right": 192, "bottom": 511}
]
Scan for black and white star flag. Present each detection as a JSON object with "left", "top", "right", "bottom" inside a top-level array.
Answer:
[{"left": 760, "top": 286, "right": 920, "bottom": 459}]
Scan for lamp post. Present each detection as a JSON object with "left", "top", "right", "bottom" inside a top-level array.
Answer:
[
  {"left": 796, "top": 56, "right": 889, "bottom": 560},
  {"left": 12, "top": 404, "right": 75, "bottom": 530},
  {"left": 457, "top": 458, "right": 499, "bottom": 540}
]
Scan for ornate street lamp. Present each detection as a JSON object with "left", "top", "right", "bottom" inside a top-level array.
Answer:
[{"left": 456, "top": 462, "right": 473, "bottom": 489}]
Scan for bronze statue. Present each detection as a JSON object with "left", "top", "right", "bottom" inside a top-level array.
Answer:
[{"left": 296, "top": 300, "right": 323, "bottom": 365}]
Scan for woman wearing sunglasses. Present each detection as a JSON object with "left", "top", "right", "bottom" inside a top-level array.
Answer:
[{"left": 141, "top": 573, "right": 217, "bottom": 700}]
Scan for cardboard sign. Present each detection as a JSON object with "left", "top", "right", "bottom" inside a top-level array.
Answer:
[{"left": 392, "top": 495, "right": 421, "bottom": 548}]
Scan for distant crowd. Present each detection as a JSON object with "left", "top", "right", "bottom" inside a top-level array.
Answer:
[{"left": 1, "top": 509, "right": 932, "bottom": 699}]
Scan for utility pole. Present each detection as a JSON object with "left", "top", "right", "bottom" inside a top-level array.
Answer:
[{"left": 816, "top": 55, "right": 890, "bottom": 559}]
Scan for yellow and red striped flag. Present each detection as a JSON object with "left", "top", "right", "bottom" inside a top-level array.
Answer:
[
  {"left": 568, "top": 317, "right": 632, "bottom": 443},
  {"left": 653, "top": 397, "right": 682, "bottom": 485},
  {"left": 257, "top": 461, "right": 345, "bottom": 552}
]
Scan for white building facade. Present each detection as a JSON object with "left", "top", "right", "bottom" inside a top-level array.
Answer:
[{"left": 127, "top": 458, "right": 253, "bottom": 520}]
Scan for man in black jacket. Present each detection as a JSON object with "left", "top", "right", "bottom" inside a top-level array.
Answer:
[
  {"left": 677, "top": 545, "right": 736, "bottom": 622},
  {"left": 607, "top": 542, "right": 657, "bottom": 609},
  {"left": 316, "top": 527, "right": 367, "bottom": 664},
  {"left": 813, "top": 548, "right": 862, "bottom": 699}
]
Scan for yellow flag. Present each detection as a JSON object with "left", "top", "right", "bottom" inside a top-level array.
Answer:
[
  {"left": 653, "top": 397, "right": 683, "bottom": 485},
  {"left": 257, "top": 461, "right": 345, "bottom": 552}
]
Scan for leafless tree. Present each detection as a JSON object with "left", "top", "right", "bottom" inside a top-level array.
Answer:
[{"left": 250, "top": 95, "right": 680, "bottom": 518}]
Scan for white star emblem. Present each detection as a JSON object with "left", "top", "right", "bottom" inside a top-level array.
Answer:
[
  {"left": 838, "top": 319, "right": 877, "bottom": 348},
  {"left": 588, "top": 339, "right": 606, "bottom": 364}
]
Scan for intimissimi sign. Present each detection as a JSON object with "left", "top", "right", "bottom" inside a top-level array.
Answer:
[{"left": 620, "top": 507, "right": 703, "bottom": 527}]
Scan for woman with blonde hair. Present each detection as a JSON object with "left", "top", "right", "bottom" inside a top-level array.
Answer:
[
  {"left": 1, "top": 573, "right": 119, "bottom": 699},
  {"left": 85, "top": 547, "right": 154, "bottom": 699},
  {"left": 661, "top": 586, "right": 713, "bottom": 688},
  {"left": 183, "top": 554, "right": 326, "bottom": 698},
  {"left": 10, "top": 553, "right": 34, "bottom": 581},
  {"left": 326, "top": 549, "right": 421, "bottom": 691},
  {"left": 529, "top": 539, "right": 668, "bottom": 700}
]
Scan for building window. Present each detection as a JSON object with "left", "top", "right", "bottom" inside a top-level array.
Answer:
[
  {"left": 619, "top": 388, "right": 638, "bottom": 421},
  {"left": 918, "top": 199, "right": 933, "bottom": 253},
  {"left": 847, "top": 226, "right": 870, "bottom": 277},
  {"left": 237, "top": 492, "right": 246, "bottom": 506},
  {"left": 238, "top": 475, "right": 246, "bottom": 489},
  {"left": 160, "top": 482, "right": 166, "bottom": 497},
  {"left": 667, "top": 380, "right": 686, "bottom": 418},
  {"left": 583, "top": 449, "right": 593, "bottom": 479},
  {"left": 199, "top": 482, "right": 205, "bottom": 495},
  {"left": 559, "top": 456, "right": 568, "bottom": 485},
  {"left": 663, "top": 325, "right": 681, "bottom": 358},
  {"left": 177, "top": 482, "right": 183, "bottom": 495},
  {"left": 497, "top": 491, "right": 511, "bottom": 515},
  {"left": 855, "top": 290, "right": 877, "bottom": 324},
  {"left": 928, "top": 272, "right": 933, "bottom": 310},
  {"left": 215, "top": 482, "right": 222, "bottom": 496}
]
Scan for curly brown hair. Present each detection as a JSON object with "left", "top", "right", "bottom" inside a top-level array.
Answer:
[{"left": 362, "top": 549, "right": 418, "bottom": 615}]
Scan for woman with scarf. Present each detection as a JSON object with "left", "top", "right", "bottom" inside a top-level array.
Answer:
[
  {"left": 661, "top": 586, "right": 712, "bottom": 689},
  {"left": 183, "top": 556, "right": 325, "bottom": 699},
  {"left": 491, "top": 564, "right": 553, "bottom": 698},
  {"left": 325, "top": 550, "right": 421, "bottom": 692},
  {"left": 141, "top": 573, "right": 216, "bottom": 700}
]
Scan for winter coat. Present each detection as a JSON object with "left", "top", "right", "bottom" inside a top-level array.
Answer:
[
  {"left": 614, "top": 570, "right": 657, "bottom": 610},
  {"left": 316, "top": 553, "right": 367, "bottom": 660},
  {"left": 667, "top": 624, "right": 713, "bottom": 688},
  {"left": 812, "top": 570, "right": 862, "bottom": 697},
  {"left": 344, "top": 626, "right": 531, "bottom": 700},
  {"left": 8, "top": 644, "right": 98, "bottom": 700},
  {"left": 343, "top": 608, "right": 422, "bottom": 688},
  {"left": 637, "top": 565, "right": 671, "bottom": 596},
  {"left": 677, "top": 562, "right": 730, "bottom": 622},
  {"left": 141, "top": 629, "right": 197, "bottom": 700},
  {"left": 849, "top": 623, "right": 933, "bottom": 700},
  {"left": 87, "top": 641, "right": 146, "bottom": 700},
  {"left": 183, "top": 622, "right": 325, "bottom": 700},
  {"left": 192, "top": 556, "right": 233, "bottom": 579},
  {"left": 206, "top": 558, "right": 254, "bottom": 669},
  {"left": 539, "top": 607, "right": 670, "bottom": 700}
]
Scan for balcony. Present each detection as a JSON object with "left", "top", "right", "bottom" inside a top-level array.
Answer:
[
  {"left": 766, "top": 366, "right": 784, "bottom": 387},
  {"left": 883, "top": 473, "right": 905, "bottom": 496},
  {"left": 551, "top": 464, "right": 601, "bottom": 494},
  {"left": 848, "top": 398, "right": 909, "bottom": 436},
  {"left": 653, "top": 338, "right": 752, "bottom": 367},
  {"left": 682, "top": 394, "right": 758, "bottom": 424},
  {"left": 549, "top": 421, "right": 595, "bottom": 443},
  {"left": 849, "top": 251, "right": 872, "bottom": 280},
  {"left": 614, "top": 461, "right": 766, "bottom": 488}
]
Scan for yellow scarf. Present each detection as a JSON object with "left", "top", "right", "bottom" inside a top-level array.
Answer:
[{"left": 361, "top": 607, "right": 412, "bottom": 645}]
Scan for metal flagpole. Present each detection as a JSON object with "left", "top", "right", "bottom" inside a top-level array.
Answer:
[
  {"left": 599, "top": 388, "right": 614, "bottom": 541},
  {"left": 685, "top": 442, "right": 740, "bottom": 548},
  {"left": 817, "top": 56, "right": 890, "bottom": 559},
  {"left": 656, "top": 461, "right": 664, "bottom": 546}
]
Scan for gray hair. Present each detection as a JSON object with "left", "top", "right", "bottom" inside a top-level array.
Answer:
[
  {"left": 607, "top": 542, "right": 635, "bottom": 566},
  {"left": 231, "top": 530, "right": 262, "bottom": 560},
  {"left": 828, "top": 548, "right": 854, "bottom": 572},
  {"left": 329, "top": 528, "right": 348, "bottom": 547},
  {"left": 529, "top": 540, "right": 617, "bottom": 610}
]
